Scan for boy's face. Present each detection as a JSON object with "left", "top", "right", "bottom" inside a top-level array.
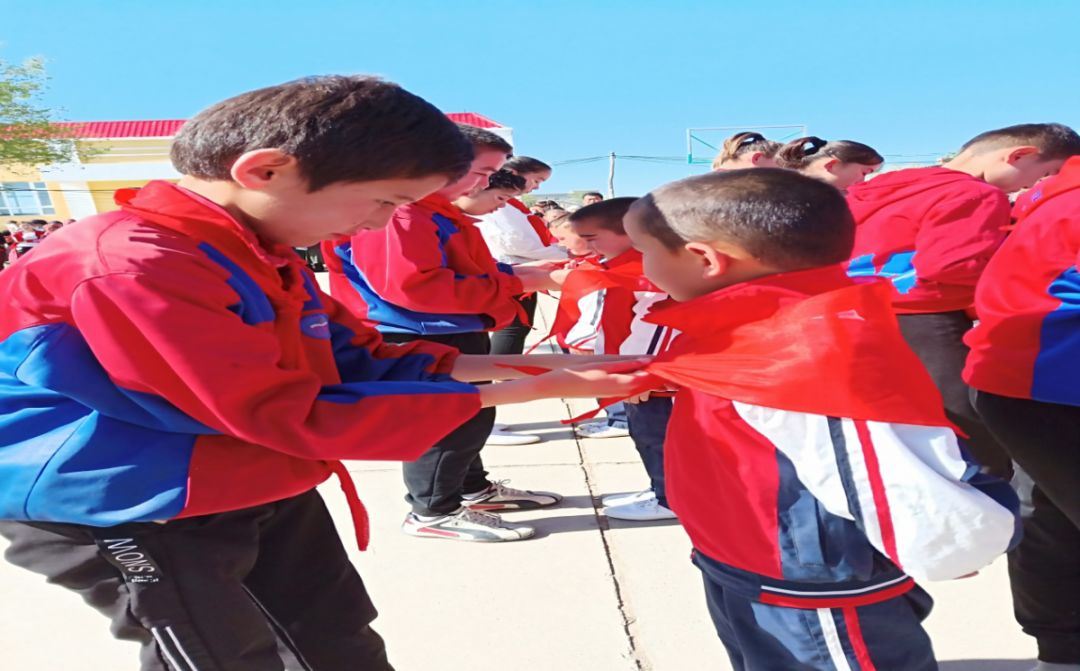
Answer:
[
  {"left": 552, "top": 226, "right": 592, "bottom": 257},
  {"left": 439, "top": 148, "right": 508, "bottom": 200},
  {"left": 583, "top": 194, "right": 603, "bottom": 205},
  {"left": 624, "top": 207, "right": 724, "bottom": 301},
  {"left": 453, "top": 188, "right": 516, "bottom": 216},
  {"left": 570, "top": 217, "right": 634, "bottom": 259},
  {"left": 985, "top": 149, "right": 1067, "bottom": 193}
]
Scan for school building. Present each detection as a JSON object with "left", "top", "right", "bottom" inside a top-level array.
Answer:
[{"left": 0, "top": 113, "right": 511, "bottom": 222}]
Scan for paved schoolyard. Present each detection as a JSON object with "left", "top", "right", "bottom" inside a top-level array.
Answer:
[{"left": 0, "top": 293, "right": 1036, "bottom": 670}]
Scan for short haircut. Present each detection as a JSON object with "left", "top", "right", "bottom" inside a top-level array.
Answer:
[
  {"left": 568, "top": 196, "right": 638, "bottom": 233},
  {"left": 959, "top": 123, "right": 1080, "bottom": 160},
  {"left": 485, "top": 169, "right": 526, "bottom": 192},
  {"left": 547, "top": 211, "right": 572, "bottom": 229},
  {"left": 630, "top": 168, "right": 855, "bottom": 270},
  {"left": 504, "top": 156, "right": 551, "bottom": 174},
  {"left": 456, "top": 124, "right": 513, "bottom": 155},
  {"left": 171, "top": 75, "right": 474, "bottom": 192},
  {"left": 582, "top": 191, "right": 604, "bottom": 199},
  {"left": 713, "top": 131, "right": 781, "bottom": 169},
  {"left": 776, "top": 136, "right": 883, "bottom": 170}
]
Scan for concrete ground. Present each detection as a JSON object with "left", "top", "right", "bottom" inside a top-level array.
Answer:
[{"left": 0, "top": 294, "right": 1037, "bottom": 670}]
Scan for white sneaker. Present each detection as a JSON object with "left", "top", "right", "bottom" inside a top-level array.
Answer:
[
  {"left": 601, "top": 489, "right": 655, "bottom": 507},
  {"left": 486, "top": 428, "right": 541, "bottom": 446},
  {"left": 604, "top": 498, "right": 677, "bottom": 522},
  {"left": 574, "top": 422, "right": 630, "bottom": 439},
  {"left": 401, "top": 507, "right": 535, "bottom": 542},
  {"left": 462, "top": 480, "right": 562, "bottom": 511}
]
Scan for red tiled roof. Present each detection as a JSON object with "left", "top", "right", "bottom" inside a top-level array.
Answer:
[
  {"left": 54, "top": 120, "right": 187, "bottom": 138},
  {"left": 52, "top": 112, "right": 504, "bottom": 139}
]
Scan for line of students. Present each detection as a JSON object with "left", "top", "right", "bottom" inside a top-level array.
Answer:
[{"left": 0, "top": 73, "right": 1074, "bottom": 670}]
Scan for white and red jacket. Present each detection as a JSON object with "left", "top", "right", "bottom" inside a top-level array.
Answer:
[{"left": 643, "top": 267, "right": 1020, "bottom": 607}]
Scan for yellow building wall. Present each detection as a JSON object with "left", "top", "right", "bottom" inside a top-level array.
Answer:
[
  {"left": 79, "top": 138, "right": 173, "bottom": 164},
  {"left": 0, "top": 164, "right": 74, "bottom": 223},
  {"left": 88, "top": 180, "right": 155, "bottom": 213}
]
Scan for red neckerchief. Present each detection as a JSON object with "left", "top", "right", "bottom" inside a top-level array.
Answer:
[
  {"left": 116, "top": 180, "right": 372, "bottom": 551},
  {"left": 642, "top": 265, "right": 950, "bottom": 427},
  {"left": 508, "top": 197, "right": 556, "bottom": 246},
  {"left": 1010, "top": 156, "right": 1080, "bottom": 229},
  {"left": 538, "top": 249, "right": 660, "bottom": 351}
]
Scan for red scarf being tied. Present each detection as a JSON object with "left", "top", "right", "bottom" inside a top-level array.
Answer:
[
  {"left": 525, "top": 265, "right": 949, "bottom": 428},
  {"left": 641, "top": 266, "right": 950, "bottom": 427},
  {"left": 537, "top": 249, "right": 661, "bottom": 353}
]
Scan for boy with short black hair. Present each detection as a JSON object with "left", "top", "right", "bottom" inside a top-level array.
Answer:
[
  {"left": 0, "top": 75, "right": 650, "bottom": 669},
  {"left": 324, "top": 124, "right": 571, "bottom": 542},
  {"left": 846, "top": 122, "right": 1080, "bottom": 477},
  {"left": 549, "top": 199, "right": 677, "bottom": 516},
  {"left": 624, "top": 168, "right": 1020, "bottom": 670},
  {"left": 582, "top": 191, "right": 604, "bottom": 205}
]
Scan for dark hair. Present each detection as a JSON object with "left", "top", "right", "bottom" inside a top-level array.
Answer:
[
  {"left": 959, "top": 123, "right": 1080, "bottom": 160},
  {"left": 582, "top": 191, "right": 604, "bottom": 199},
  {"left": 713, "top": 132, "right": 781, "bottom": 169},
  {"left": 171, "top": 75, "right": 474, "bottom": 191},
  {"left": 630, "top": 168, "right": 855, "bottom": 270},
  {"left": 568, "top": 196, "right": 638, "bottom": 233},
  {"left": 535, "top": 199, "right": 562, "bottom": 212},
  {"left": 776, "top": 136, "right": 883, "bottom": 170},
  {"left": 486, "top": 169, "right": 526, "bottom": 192},
  {"left": 504, "top": 156, "right": 551, "bottom": 175},
  {"left": 29, "top": 219, "right": 48, "bottom": 227},
  {"left": 456, "top": 123, "right": 513, "bottom": 155}
]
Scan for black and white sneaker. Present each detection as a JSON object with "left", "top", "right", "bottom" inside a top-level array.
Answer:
[
  {"left": 401, "top": 507, "right": 535, "bottom": 542},
  {"left": 462, "top": 480, "right": 562, "bottom": 511}
]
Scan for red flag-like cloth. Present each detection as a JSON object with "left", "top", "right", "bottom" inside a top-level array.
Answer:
[
  {"left": 542, "top": 249, "right": 660, "bottom": 352},
  {"left": 642, "top": 265, "right": 950, "bottom": 427}
]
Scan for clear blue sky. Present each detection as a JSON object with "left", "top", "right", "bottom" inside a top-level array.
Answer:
[{"left": 3, "top": 0, "right": 1080, "bottom": 195}]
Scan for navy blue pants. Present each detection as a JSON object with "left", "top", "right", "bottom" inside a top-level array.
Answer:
[
  {"left": 695, "top": 554, "right": 937, "bottom": 670},
  {"left": 624, "top": 397, "right": 672, "bottom": 507}
]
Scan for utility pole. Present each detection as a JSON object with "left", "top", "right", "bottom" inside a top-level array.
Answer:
[{"left": 608, "top": 152, "right": 616, "bottom": 198}]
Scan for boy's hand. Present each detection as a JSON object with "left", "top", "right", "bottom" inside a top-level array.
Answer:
[
  {"left": 514, "top": 260, "right": 561, "bottom": 270},
  {"left": 534, "top": 359, "right": 656, "bottom": 399},
  {"left": 476, "top": 359, "right": 657, "bottom": 407},
  {"left": 549, "top": 268, "right": 573, "bottom": 287},
  {"left": 515, "top": 266, "right": 561, "bottom": 292}
]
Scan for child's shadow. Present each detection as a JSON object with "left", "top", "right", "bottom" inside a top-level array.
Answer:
[{"left": 939, "top": 660, "right": 1034, "bottom": 671}]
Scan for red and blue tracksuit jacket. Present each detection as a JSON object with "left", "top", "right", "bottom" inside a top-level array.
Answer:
[
  {"left": 0, "top": 181, "right": 481, "bottom": 544},
  {"left": 846, "top": 167, "right": 1011, "bottom": 313},
  {"left": 648, "top": 274, "right": 1020, "bottom": 609},
  {"left": 964, "top": 156, "right": 1080, "bottom": 406},
  {"left": 323, "top": 194, "right": 524, "bottom": 335}
]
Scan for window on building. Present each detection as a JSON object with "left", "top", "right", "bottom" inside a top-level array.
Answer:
[{"left": 0, "top": 182, "right": 56, "bottom": 216}]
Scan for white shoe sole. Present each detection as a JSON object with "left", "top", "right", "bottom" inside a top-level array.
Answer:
[{"left": 600, "top": 491, "right": 655, "bottom": 507}]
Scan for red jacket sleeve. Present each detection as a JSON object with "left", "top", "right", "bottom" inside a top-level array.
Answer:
[
  {"left": 913, "top": 188, "right": 1010, "bottom": 289},
  {"left": 350, "top": 208, "right": 524, "bottom": 316},
  {"left": 68, "top": 264, "right": 481, "bottom": 463}
]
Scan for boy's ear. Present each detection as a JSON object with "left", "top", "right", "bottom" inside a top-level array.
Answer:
[
  {"left": 749, "top": 152, "right": 764, "bottom": 166},
  {"left": 685, "top": 241, "right": 732, "bottom": 278},
  {"left": 230, "top": 149, "right": 300, "bottom": 189},
  {"left": 1004, "top": 146, "right": 1040, "bottom": 165},
  {"left": 822, "top": 158, "right": 840, "bottom": 173}
]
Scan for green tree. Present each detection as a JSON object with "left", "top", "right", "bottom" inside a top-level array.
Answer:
[{"left": 0, "top": 57, "right": 81, "bottom": 167}]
